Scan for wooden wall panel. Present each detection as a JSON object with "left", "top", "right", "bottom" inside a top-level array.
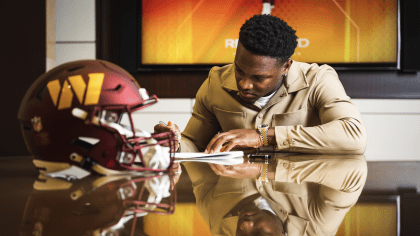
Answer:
[{"left": 0, "top": 1, "right": 45, "bottom": 156}]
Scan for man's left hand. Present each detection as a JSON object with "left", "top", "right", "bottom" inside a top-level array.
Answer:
[
  {"left": 205, "top": 129, "right": 263, "bottom": 154},
  {"left": 208, "top": 162, "right": 263, "bottom": 179},
  {"left": 168, "top": 162, "right": 182, "bottom": 190},
  {"left": 154, "top": 121, "right": 181, "bottom": 152}
]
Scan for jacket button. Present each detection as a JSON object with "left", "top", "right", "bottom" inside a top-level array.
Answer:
[
  {"left": 283, "top": 163, "right": 289, "bottom": 168},
  {"left": 283, "top": 140, "right": 288, "bottom": 145}
]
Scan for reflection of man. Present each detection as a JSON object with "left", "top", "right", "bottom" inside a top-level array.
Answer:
[{"left": 184, "top": 155, "right": 368, "bottom": 235}]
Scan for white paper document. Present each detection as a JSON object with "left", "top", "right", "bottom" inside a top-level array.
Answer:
[
  {"left": 174, "top": 151, "right": 244, "bottom": 165},
  {"left": 45, "top": 165, "right": 91, "bottom": 180}
]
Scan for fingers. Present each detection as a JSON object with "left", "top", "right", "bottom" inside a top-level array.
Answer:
[
  {"left": 154, "top": 121, "right": 181, "bottom": 151},
  {"left": 210, "top": 162, "right": 264, "bottom": 179},
  {"left": 205, "top": 135, "right": 218, "bottom": 154},
  {"left": 168, "top": 121, "right": 179, "bottom": 130},
  {"left": 223, "top": 141, "right": 237, "bottom": 152},
  {"left": 154, "top": 123, "right": 171, "bottom": 133},
  {"left": 205, "top": 133, "right": 231, "bottom": 154},
  {"left": 209, "top": 163, "right": 222, "bottom": 175},
  {"left": 206, "top": 135, "right": 239, "bottom": 154},
  {"left": 167, "top": 121, "right": 181, "bottom": 141},
  {"left": 209, "top": 163, "right": 235, "bottom": 176},
  {"left": 169, "top": 162, "right": 182, "bottom": 190},
  {"left": 170, "top": 174, "right": 180, "bottom": 190},
  {"left": 206, "top": 129, "right": 265, "bottom": 154},
  {"left": 155, "top": 121, "right": 179, "bottom": 133},
  {"left": 174, "top": 162, "right": 182, "bottom": 175},
  {"left": 167, "top": 121, "right": 181, "bottom": 134}
]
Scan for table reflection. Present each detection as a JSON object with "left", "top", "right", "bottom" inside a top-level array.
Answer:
[
  {"left": 10, "top": 153, "right": 405, "bottom": 236},
  {"left": 19, "top": 173, "right": 176, "bottom": 236},
  {"left": 182, "top": 154, "right": 368, "bottom": 236}
]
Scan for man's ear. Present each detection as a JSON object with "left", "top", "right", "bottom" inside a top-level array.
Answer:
[{"left": 282, "top": 59, "right": 293, "bottom": 74}]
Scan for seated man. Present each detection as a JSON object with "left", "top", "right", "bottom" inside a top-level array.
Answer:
[
  {"left": 183, "top": 154, "right": 368, "bottom": 236},
  {"left": 156, "top": 14, "right": 367, "bottom": 158}
]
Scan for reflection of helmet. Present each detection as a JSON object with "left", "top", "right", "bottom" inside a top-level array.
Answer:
[
  {"left": 20, "top": 173, "right": 176, "bottom": 236},
  {"left": 18, "top": 60, "right": 175, "bottom": 174}
]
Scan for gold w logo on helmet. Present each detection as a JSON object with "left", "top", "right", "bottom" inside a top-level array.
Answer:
[{"left": 47, "top": 73, "right": 105, "bottom": 110}]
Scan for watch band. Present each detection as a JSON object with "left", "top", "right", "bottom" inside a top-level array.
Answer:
[
  {"left": 257, "top": 124, "right": 269, "bottom": 146},
  {"left": 258, "top": 155, "right": 269, "bottom": 183}
]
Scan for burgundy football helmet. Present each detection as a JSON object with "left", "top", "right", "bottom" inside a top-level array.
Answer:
[
  {"left": 18, "top": 60, "right": 176, "bottom": 175},
  {"left": 20, "top": 173, "right": 176, "bottom": 236}
]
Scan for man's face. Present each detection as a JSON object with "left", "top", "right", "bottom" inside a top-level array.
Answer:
[
  {"left": 234, "top": 43, "right": 292, "bottom": 104},
  {"left": 236, "top": 204, "right": 285, "bottom": 236}
]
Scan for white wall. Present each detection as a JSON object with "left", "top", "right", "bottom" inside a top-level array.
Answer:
[
  {"left": 48, "top": 0, "right": 96, "bottom": 70},
  {"left": 352, "top": 99, "right": 420, "bottom": 161},
  {"left": 52, "top": 1, "right": 420, "bottom": 162}
]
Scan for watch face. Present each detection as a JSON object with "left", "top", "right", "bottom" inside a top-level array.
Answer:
[{"left": 259, "top": 124, "right": 269, "bottom": 128}]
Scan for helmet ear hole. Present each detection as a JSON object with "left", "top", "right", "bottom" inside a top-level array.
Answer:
[
  {"left": 36, "top": 86, "right": 47, "bottom": 101},
  {"left": 22, "top": 124, "right": 32, "bottom": 131},
  {"left": 104, "top": 84, "right": 121, "bottom": 92},
  {"left": 67, "top": 65, "right": 85, "bottom": 72},
  {"left": 72, "top": 137, "right": 100, "bottom": 151}
]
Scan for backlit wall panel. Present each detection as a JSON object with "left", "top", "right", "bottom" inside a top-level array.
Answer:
[{"left": 141, "top": 0, "right": 397, "bottom": 65}]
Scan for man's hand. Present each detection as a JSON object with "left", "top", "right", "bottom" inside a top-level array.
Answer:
[
  {"left": 154, "top": 121, "right": 181, "bottom": 152},
  {"left": 208, "top": 162, "right": 263, "bottom": 179},
  {"left": 205, "top": 129, "right": 263, "bottom": 154},
  {"left": 168, "top": 162, "right": 182, "bottom": 190}
]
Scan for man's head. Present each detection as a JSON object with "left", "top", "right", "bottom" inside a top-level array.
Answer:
[
  {"left": 239, "top": 14, "right": 297, "bottom": 64},
  {"left": 236, "top": 204, "right": 285, "bottom": 236},
  {"left": 235, "top": 15, "right": 297, "bottom": 103}
]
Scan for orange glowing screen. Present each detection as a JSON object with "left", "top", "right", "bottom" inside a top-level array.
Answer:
[{"left": 141, "top": 0, "right": 397, "bottom": 65}]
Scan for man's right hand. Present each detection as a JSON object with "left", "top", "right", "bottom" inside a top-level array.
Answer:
[{"left": 154, "top": 121, "right": 181, "bottom": 152}]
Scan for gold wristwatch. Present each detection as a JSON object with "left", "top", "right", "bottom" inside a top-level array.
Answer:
[
  {"left": 257, "top": 124, "right": 269, "bottom": 146},
  {"left": 257, "top": 154, "right": 269, "bottom": 183}
]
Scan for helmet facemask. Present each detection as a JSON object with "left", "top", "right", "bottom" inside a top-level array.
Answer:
[{"left": 72, "top": 96, "right": 176, "bottom": 173}]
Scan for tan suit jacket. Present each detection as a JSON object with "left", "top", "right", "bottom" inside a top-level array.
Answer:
[
  {"left": 180, "top": 61, "right": 367, "bottom": 154},
  {"left": 184, "top": 154, "right": 368, "bottom": 236}
]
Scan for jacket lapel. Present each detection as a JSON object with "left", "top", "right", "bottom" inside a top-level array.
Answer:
[
  {"left": 284, "top": 61, "right": 313, "bottom": 93},
  {"left": 221, "top": 64, "right": 238, "bottom": 92}
]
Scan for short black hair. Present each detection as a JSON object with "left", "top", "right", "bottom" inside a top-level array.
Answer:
[{"left": 239, "top": 14, "right": 298, "bottom": 64}]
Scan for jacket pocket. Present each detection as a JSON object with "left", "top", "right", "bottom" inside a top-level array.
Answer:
[
  {"left": 271, "top": 107, "right": 309, "bottom": 127},
  {"left": 213, "top": 176, "right": 245, "bottom": 197},
  {"left": 214, "top": 107, "right": 245, "bottom": 132}
]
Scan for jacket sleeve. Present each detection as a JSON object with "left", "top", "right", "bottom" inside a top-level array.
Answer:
[
  {"left": 183, "top": 161, "right": 220, "bottom": 225},
  {"left": 274, "top": 154, "right": 368, "bottom": 235},
  {"left": 275, "top": 68, "right": 367, "bottom": 154},
  {"left": 180, "top": 70, "right": 221, "bottom": 153}
]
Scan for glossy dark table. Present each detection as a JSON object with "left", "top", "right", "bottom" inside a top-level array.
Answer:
[{"left": 1, "top": 156, "right": 420, "bottom": 236}]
